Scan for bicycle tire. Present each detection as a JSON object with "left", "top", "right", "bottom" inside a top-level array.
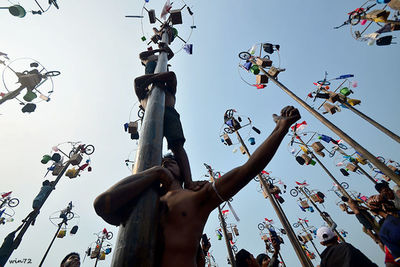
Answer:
[
  {"left": 66, "top": 211, "right": 74, "bottom": 220},
  {"left": 341, "top": 182, "right": 349, "bottom": 189},
  {"left": 304, "top": 187, "right": 311, "bottom": 195},
  {"left": 239, "top": 52, "right": 251, "bottom": 60},
  {"left": 232, "top": 245, "right": 238, "bottom": 253},
  {"left": 45, "top": 71, "right": 61, "bottom": 77},
  {"left": 293, "top": 222, "right": 300, "bottom": 228},
  {"left": 84, "top": 145, "right": 95, "bottom": 155},
  {"left": 106, "top": 231, "right": 113, "bottom": 240},
  {"left": 377, "top": 156, "right": 385, "bottom": 163},
  {"left": 8, "top": 198, "right": 19, "bottom": 208},
  {"left": 257, "top": 223, "right": 265, "bottom": 231},
  {"left": 223, "top": 127, "right": 233, "bottom": 134},
  {"left": 290, "top": 189, "right": 299, "bottom": 197},
  {"left": 317, "top": 80, "right": 331, "bottom": 86}
]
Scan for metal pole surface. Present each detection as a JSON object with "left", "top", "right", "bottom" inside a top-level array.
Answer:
[
  {"left": 38, "top": 221, "right": 65, "bottom": 267},
  {"left": 234, "top": 131, "right": 313, "bottom": 267},
  {"left": 342, "top": 102, "right": 400, "bottom": 144},
  {"left": 278, "top": 252, "right": 286, "bottom": 267},
  {"left": 299, "top": 187, "right": 345, "bottom": 242},
  {"left": 254, "top": 62, "right": 400, "bottom": 185},
  {"left": 208, "top": 169, "right": 236, "bottom": 267},
  {"left": 111, "top": 32, "right": 169, "bottom": 267},
  {"left": 94, "top": 236, "right": 105, "bottom": 267}
]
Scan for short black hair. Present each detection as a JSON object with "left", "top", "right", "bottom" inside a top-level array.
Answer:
[
  {"left": 375, "top": 181, "right": 390, "bottom": 193},
  {"left": 60, "top": 252, "right": 79, "bottom": 266},
  {"left": 236, "top": 249, "right": 251, "bottom": 267},
  {"left": 256, "top": 253, "right": 268, "bottom": 266}
]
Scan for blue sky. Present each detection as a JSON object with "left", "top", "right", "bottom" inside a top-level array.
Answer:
[{"left": 1, "top": 0, "right": 399, "bottom": 266}]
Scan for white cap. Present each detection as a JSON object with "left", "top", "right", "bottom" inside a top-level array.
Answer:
[{"left": 316, "top": 226, "right": 336, "bottom": 242}]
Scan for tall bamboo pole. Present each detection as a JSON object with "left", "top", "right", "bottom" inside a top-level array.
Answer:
[
  {"left": 296, "top": 134, "right": 352, "bottom": 200},
  {"left": 341, "top": 102, "right": 400, "bottom": 144},
  {"left": 0, "top": 151, "right": 73, "bottom": 265},
  {"left": 38, "top": 219, "right": 67, "bottom": 267},
  {"left": 234, "top": 131, "right": 313, "bottom": 267},
  {"left": 298, "top": 187, "right": 345, "bottom": 242},
  {"left": 298, "top": 221, "right": 321, "bottom": 258},
  {"left": 207, "top": 167, "right": 237, "bottom": 267},
  {"left": 111, "top": 31, "right": 169, "bottom": 267},
  {"left": 334, "top": 147, "right": 377, "bottom": 185},
  {"left": 253, "top": 61, "right": 400, "bottom": 185}
]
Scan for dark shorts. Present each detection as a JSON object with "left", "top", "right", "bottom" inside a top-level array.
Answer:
[
  {"left": 145, "top": 61, "right": 157, "bottom": 74},
  {"left": 164, "top": 106, "right": 185, "bottom": 149}
]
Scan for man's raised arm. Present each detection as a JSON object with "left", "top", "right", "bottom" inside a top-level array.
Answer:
[
  {"left": 201, "top": 106, "right": 300, "bottom": 209},
  {"left": 94, "top": 166, "right": 173, "bottom": 225}
]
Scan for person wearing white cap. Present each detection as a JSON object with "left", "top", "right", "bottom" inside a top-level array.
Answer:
[{"left": 317, "top": 226, "right": 378, "bottom": 267}]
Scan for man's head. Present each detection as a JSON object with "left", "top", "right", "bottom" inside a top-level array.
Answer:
[
  {"left": 375, "top": 181, "right": 394, "bottom": 200},
  {"left": 317, "top": 226, "right": 338, "bottom": 246},
  {"left": 256, "top": 253, "right": 271, "bottom": 267},
  {"left": 162, "top": 154, "right": 183, "bottom": 186},
  {"left": 236, "top": 249, "right": 259, "bottom": 267},
  {"left": 60, "top": 252, "right": 80, "bottom": 267}
]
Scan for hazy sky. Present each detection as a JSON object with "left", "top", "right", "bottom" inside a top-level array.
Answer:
[{"left": 1, "top": 0, "right": 399, "bottom": 266}]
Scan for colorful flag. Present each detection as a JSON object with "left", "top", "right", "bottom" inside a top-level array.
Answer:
[
  {"left": 222, "top": 210, "right": 229, "bottom": 215},
  {"left": 1, "top": 192, "right": 12, "bottom": 198},
  {"left": 295, "top": 181, "right": 308, "bottom": 186},
  {"left": 183, "top": 44, "right": 193, "bottom": 55},
  {"left": 291, "top": 121, "right": 307, "bottom": 132},
  {"left": 160, "top": 0, "right": 172, "bottom": 20}
]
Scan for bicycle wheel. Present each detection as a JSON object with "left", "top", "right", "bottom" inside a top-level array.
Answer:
[
  {"left": 349, "top": 11, "right": 364, "bottom": 26},
  {"left": 8, "top": 198, "right": 19, "bottom": 208},
  {"left": 106, "top": 231, "right": 113, "bottom": 240},
  {"left": 338, "top": 143, "right": 348, "bottom": 150},
  {"left": 232, "top": 245, "right": 238, "bottom": 253},
  {"left": 253, "top": 176, "right": 260, "bottom": 182},
  {"left": 293, "top": 222, "right": 300, "bottom": 228},
  {"left": 304, "top": 187, "right": 311, "bottom": 195},
  {"left": 84, "top": 145, "right": 95, "bottom": 155},
  {"left": 257, "top": 223, "right": 265, "bottom": 231},
  {"left": 66, "top": 211, "right": 74, "bottom": 220},
  {"left": 341, "top": 182, "right": 349, "bottom": 189},
  {"left": 45, "top": 71, "right": 61, "bottom": 77},
  {"left": 223, "top": 127, "right": 233, "bottom": 134},
  {"left": 239, "top": 52, "right": 251, "bottom": 60},
  {"left": 290, "top": 189, "right": 299, "bottom": 197},
  {"left": 317, "top": 80, "right": 331, "bottom": 86},
  {"left": 377, "top": 156, "right": 385, "bottom": 163}
]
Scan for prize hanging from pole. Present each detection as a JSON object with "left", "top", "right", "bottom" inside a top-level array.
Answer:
[
  {"left": 1, "top": 57, "right": 60, "bottom": 113},
  {"left": 237, "top": 43, "right": 283, "bottom": 89},
  {"left": 334, "top": 0, "right": 399, "bottom": 46}
]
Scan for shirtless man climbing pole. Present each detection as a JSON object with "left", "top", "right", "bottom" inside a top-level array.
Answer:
[
  {"left": 94, "top": 106, "right": 301, "bottom": 267},
  {"left": 134, "top": 46, "right": 195, "bottom": 189}
]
